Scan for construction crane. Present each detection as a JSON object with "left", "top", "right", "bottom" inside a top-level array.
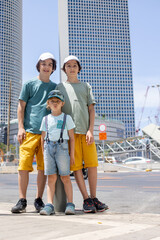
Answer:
[
  {"left": 136, "top": 86, "right": 150, "bottom": 135},
  {"left": 136, "top": 85, "right": 160, "bottom": 135},
  {"left": 154, "top": 85, "right": 160, "bottom": 125}
]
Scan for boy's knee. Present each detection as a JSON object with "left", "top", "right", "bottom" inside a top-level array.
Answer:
[
  {"left": 60, "top": 175, "right": 70, "bottom": 183},
  {"left": 48, "top": 174, "right": 57, "bottom": 183},
  {"left": 18, "top": 170, "right": 30, "bottom": 177}
]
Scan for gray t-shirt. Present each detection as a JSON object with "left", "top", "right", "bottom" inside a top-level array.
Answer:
[
  {"left": 19, "top": 77, "right": 57, "bottom": 134},
  {"left": 57, "top": 81, "right": 96, "bottom": 134}
]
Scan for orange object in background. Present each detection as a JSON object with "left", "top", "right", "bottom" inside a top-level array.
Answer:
[
  {"left": 99, "top": 132, "right": 107, "bottom": 140},
  {"left": 0, "top": 148, "right": 4, "bottom": 162}
]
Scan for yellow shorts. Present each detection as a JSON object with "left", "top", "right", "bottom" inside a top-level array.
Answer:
[
  {"left": 70, "top": 134, "right": 98, "bottom": 171},
  {"left": 18, "top": 132, "right": 44, "bottom": 172}
]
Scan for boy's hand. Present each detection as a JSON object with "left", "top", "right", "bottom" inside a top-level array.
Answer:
[
  {"left": 86, "top": 130, "right": 94, "bottom": 145},
  {"left": 70, "top": 156, "right": 75, "bottom": 166},
  {"left": 17, "top": 128, "right": 26, "bottom": 144}
]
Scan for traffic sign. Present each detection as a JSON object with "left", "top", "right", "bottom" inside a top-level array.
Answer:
[
  {"left": 99, "top": 132, "right": 107, "bottom": 140},
  {"left": 99, "top": 124, "right": 106, "bottom": 132}
]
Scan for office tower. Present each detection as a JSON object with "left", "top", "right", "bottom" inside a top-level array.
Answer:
[
  {"left": 58, "top": 0, "right": 135, "bottom": 138},
  {"left": 0, "top": 0, "right": 22, "bottom": 124}
]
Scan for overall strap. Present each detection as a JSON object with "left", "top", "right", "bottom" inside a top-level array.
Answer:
[
  {"left": 58, "top": 114, "right": 67, "bottom": 144},
  {"left": 45, "top": 115, "right": 50, "bottom": 143}
]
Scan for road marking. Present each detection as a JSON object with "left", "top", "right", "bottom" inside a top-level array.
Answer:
[
  {"left": 54, "top": 224, "right": 153, "bottom": 240},
  {"left": 98, "top": 185, "right": 127, "bottom": 188},
  {"left": 97, "top": 177, "right": 122, "bottom": 180}
]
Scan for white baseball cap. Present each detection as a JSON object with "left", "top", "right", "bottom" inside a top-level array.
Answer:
[
  {"left": 38, "top": 52, "right": 55, "bottom": 61},
  {"left": 63, "top": 55, "right": 80, "bottom": 64}
]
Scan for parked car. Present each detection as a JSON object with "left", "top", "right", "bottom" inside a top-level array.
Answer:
[
  {"left": 98, "top": 156, "right": 122, "bottom": 164},
  {"left": 122, "top": 157, "right": 155, "bottom": 165}
]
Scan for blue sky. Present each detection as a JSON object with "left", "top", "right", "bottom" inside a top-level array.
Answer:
[{"left": 23, "top": 0, "right": 160, "bottom": 130}]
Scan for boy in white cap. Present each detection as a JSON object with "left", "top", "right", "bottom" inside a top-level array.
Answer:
[
  {"left": 11, "top": 52, "right": 57, "bottom": 213},
  {"left": 57, "top": 55, "right": 108, "bottom": 213}
]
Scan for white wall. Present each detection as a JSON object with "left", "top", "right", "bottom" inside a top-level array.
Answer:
[{"left": 58, "top": 0, "right": 69, "bottom": 82}]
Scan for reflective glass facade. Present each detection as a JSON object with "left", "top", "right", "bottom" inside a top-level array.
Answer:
[
  {"left": 59, "top": 0, "right": 135, "bottom": 138},
  {"left": 0, "top": 0, "right": 22, "bottom": 124}
]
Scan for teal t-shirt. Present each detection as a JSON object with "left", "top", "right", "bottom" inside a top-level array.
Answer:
[
  {"left": 57, "top": 82, "right": 96, "bottom": 134},
  {"left": 19, "top": 77, "right": 57, "bottom": 134}
]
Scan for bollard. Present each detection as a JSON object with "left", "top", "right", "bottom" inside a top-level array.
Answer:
[{"left": 53, "top": 174, "right": 67, "bottom": 212}]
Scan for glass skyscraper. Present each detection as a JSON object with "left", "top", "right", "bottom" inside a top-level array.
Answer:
[
  {"left": 58, "top": 0, "right": 135, "bottom": 138},
  {"left": 0, "top": 0, "right": 22, "bottom": 124}
]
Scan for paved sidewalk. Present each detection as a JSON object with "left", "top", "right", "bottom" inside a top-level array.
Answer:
[
  {"left": 1, "top": 162, "right": 160, "bottom": 174},
  {"left": 0, "top": 202, "right": 160, "bottom": 240}
]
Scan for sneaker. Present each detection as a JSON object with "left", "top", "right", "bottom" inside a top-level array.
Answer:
[
  {"left": 11, "top": 198, "right": 27, "bottom": 213},
  {"left": 83, "top": 198, "right": 96, "bottom": 213},
  {"left": 65, "top": 202, "right": 75, "bottom": 215},
  {"left": 40, "top": 203, "right": 55, "bottom": 215},
  {"left": 34, "top": 197, "right": 45, "bottom": 212},
  {"left": 92, "top": 197, "right": 109, "bottom": 212}
]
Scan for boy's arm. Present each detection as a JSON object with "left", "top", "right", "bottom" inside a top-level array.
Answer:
[
  {"left": 17, "top": 100, "right": 26, "bottom": 144},
  {"left": 86, "top": 104, "right": 95, "bottom": 145},
  {"left": 41, "top": 131, "right": 46, "bottom": 153},
  {"left": 68, "top": 129, "right": 75, "bottom": 166}
]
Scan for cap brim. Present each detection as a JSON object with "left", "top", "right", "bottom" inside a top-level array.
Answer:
[{"left": 48, "top": 95, "right": 64, "bottom": 102}]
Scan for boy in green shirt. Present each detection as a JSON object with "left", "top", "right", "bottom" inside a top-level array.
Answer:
[{"left": 57, "top": 55, "right": 108, "bottom": 213}]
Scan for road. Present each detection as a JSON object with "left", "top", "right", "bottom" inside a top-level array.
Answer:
[{"left": 0, "top": 171, "right": 160, "bottom": 214}]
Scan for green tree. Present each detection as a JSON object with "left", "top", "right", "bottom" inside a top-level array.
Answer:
[{"left": 0, "top": 142, "right": 7, "bottom": 153}]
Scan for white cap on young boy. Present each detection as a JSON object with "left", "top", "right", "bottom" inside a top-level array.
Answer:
[
  {"left": 63, "top": 55, "right": 80, "bottom": 64},
  {"left": 38, "top": 52, "right": 55, "bottom": 61}
]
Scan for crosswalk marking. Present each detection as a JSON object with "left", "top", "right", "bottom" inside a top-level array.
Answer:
[{"left": 54, "top": 224, "right": 153, "bottom": 240}]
